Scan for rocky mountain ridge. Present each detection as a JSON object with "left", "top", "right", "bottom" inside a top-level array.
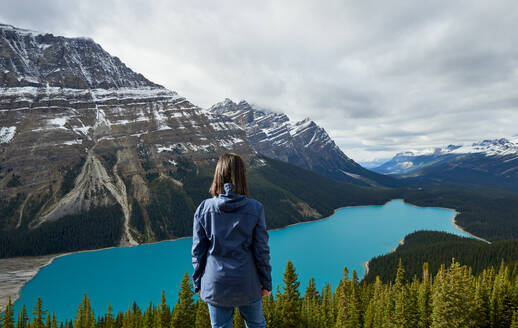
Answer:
[{"left": 208, "top": 98, "right": 399, "bottom": 187}]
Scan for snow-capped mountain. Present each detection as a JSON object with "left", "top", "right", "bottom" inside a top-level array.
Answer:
[
  {"left": 373, "top": 138, "right": 518, "bottom": 191},
  {"left": 373, "top": 145, "right": 462, "bottom": 175},
  {"left": 208, "top": 98, "right": 398, "bottom": 187}
]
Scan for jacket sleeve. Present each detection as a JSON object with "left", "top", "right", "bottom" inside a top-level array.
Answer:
[
  {"left": 191, "top": 205, "right": 209, "bottom": 293},
  {"left": 252, "top": 205, "right": 272, "bottom": 291}
]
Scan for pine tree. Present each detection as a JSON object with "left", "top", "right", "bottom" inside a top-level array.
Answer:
[
  {"left": 130, "top": 301, "right": 142, "bottom": 328},
  {"left": 408, "top": 277, "right": 420, "bottom": 328},
  {"left": 152, "top": 304, "right": 161, "bottom": 328},
  {"left": 431, "top": 260, "right": 476, "bottom": 328},
  {"left": 105, "top": 304, "right": 116, "bottom": 328},
  {"left": 346, "top": 270, "right": 362, "bottom": 328},
  {"left": 473, "top": 277, "right": 491, "bottom": 328},
  {"left": 489, "top": 260, "right": 515, "bottom": 328},
  {"left": 417, "top": 262, "right": 432, "bottom": 328},
  {"left": 302, "top": 278, "right": 320, "bottom": 328},
  {"left": 115, "top": 312, "right": 124, "bottom": 328},
  {"left": 393, "top": 259, "right": 411, "bottom": 327},
  {"left": 142, "top": 302, "right": 154, "bottom": 328},
  {"left": 320, "top": 282, "right": 334, "bottom": 328},
  {"left": 32, "top": 297, "right": 47, "bottom": 328},
  {"left": 171, "top": 272, "right": 195, "bottom": 328},
  {"left": 51, "top": 314, "right": 58, "bottom": 328},
  {"left": 16, "top": 305, "right": 29, "bottom": 328},
  {"left": 334, "top": 267, "right": 350, "bottom": 327},
  {"left": 363, "top": 276, "right": 384, "bottom": 328},
  {"left": 74, "top": 294, "right": 95, "bottom": 328},
  {"left": 121, "top": 304, "right": 131, "bottom": 328},
  {"left": 2, "top": 297, "right": 14, "bottom": 328},
  {"left": 280, "top": 261, "right": 301, "bottom": 328},
  {"left": 158, "top": 291, "right": 170, "bottom": 328},
  {"left": 45, "top": 313, "right": 52, "bottom": 328},
  {"left": 194, "top": 300, "right": 210, "bottom": 328}
]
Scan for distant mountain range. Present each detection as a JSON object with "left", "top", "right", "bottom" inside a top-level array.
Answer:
[
  {"left": 208, "top": 98, "right": 398, "bottom": 187},
  {"left": 372, "top": 138, "right": 518, "bottom": 191}
]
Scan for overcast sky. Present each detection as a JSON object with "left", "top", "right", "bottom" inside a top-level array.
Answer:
[{"left": 2, "top": 0, "right": 518, "bottom": 161}]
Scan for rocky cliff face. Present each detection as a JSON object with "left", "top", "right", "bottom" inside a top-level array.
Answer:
[
  {"left": 0, "top": 24, "right": 260, "bottom": 255},
  {"left": 209, "top": 98, "right": 398, "bottom": 187},
  {"left": 0, "top": 85, "right": 254, "bottom": 246}
]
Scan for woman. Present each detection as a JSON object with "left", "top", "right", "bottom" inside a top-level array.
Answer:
[{"left": 192, "top": 153, "right": 272, "bottom": 328}]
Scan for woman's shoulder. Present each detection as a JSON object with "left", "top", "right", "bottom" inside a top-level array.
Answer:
[
  {"left": 246, "top": 197, "right": 264, "bottom": 213},
  {"left": 195, "top": 197, "right": 217, "bottom": 216}
]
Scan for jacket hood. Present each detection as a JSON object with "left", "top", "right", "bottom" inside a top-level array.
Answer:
[{"left": 216, "top": 182, "right": 248, "bottom": 212}]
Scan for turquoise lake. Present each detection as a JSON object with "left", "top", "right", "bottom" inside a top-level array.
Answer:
[{"left": 13, "top": 199, "right": 471, "bottom": 320}]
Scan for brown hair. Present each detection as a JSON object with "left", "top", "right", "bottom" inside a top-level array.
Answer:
[{"left": 209, "top": 153, "right": 249, "bottom": 197}]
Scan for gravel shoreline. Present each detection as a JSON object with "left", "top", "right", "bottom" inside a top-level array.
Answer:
[{"left": 0, "top": 254, "right": 56, "bottom": 312}]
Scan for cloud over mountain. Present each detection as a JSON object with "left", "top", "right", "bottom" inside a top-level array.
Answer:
[{"left": 2, "top": 0, "right": 518, "bottom": 160}]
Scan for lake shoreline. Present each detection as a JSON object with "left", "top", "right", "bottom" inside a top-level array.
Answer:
[
  {"left": 451, "top": 217, "right": 491, "bottom": 244},
  {"left": 356, "top": 199, "right": 493, "bottom": 281},
  {"left": 0, "top": 198, "right": 488, "bottom": 311}
]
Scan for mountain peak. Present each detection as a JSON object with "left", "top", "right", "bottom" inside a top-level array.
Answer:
[
  {"left": 237, "top": 100, "right": 253, "bottom": 111},
  {"left": 0, "top": 23, "right": 160, "bottom": 89},
  {"left": 209, "top": 98, "right": 238, "bottom": 113}
]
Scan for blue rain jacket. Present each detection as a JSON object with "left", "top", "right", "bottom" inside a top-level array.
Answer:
[{"left": 191, "top": 182, "right": 272, "bottom": 307}]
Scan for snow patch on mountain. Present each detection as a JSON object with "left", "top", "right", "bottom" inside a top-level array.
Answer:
[
  {"left": 451, "top": 138, "right": 518, "bottom": 156},
  {"left": 0, "top": 126, "right": 16, "bottom": 143}
]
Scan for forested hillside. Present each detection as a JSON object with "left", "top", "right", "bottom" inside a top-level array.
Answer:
[
  {"left": 396, "top": 184, "right": 518, "bottom": 241},
  {"left": 364, "top": 231, "right": 518, "bottom": 283}
]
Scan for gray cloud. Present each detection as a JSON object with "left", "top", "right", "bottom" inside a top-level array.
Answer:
[{"left": 2, "top": 0, "right": 518, "bottom": 161}]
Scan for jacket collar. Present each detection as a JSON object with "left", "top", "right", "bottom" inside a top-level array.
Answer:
[{"left": 216, "top": 182, "right": 248, "bottom": 212}]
